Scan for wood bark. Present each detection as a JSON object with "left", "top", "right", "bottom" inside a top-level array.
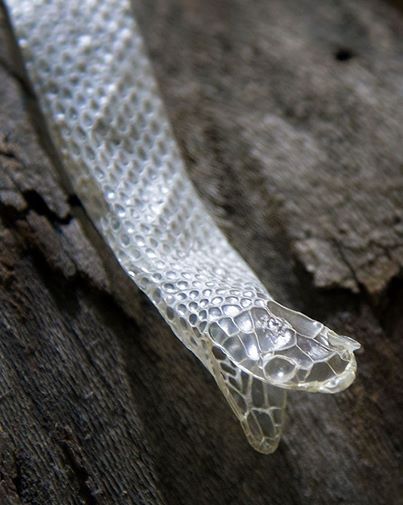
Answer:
[{"left": 0, "top": 0, "right": 402, "bottom": 504}]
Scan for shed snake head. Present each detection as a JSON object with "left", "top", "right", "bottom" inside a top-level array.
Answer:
[{"left": 208, "top": 300, "right": 360, "bottom": 395}]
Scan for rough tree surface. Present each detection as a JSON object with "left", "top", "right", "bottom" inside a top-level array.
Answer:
[{"left": 0, "top": 0, "right": 402, "bottom": 504}]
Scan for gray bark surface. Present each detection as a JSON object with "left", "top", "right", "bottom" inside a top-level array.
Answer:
[{"left": 0, "top": 0, "right": 402, "bottom": 504}]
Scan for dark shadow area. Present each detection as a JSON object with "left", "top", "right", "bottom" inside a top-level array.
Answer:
[{"left": 334, "top": 48, "right": 355, "bottom": 62}]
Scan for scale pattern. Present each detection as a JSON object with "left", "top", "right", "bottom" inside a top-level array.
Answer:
[{"left": 6, "top": 0, "right": 360, "bottom": 453}]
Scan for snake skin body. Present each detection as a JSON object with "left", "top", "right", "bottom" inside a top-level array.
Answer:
[{"left": 6, "top": 0, "right": 360, "bottom": 453}]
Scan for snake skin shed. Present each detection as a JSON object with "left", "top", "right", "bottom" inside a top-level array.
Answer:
[{"left": 6, "top": 0, "right": 360, "bottom": 453}]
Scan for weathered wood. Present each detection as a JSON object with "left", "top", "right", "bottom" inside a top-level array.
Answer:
[{"left": 0, "top": 0, "right": 402, "bottom": 504}]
